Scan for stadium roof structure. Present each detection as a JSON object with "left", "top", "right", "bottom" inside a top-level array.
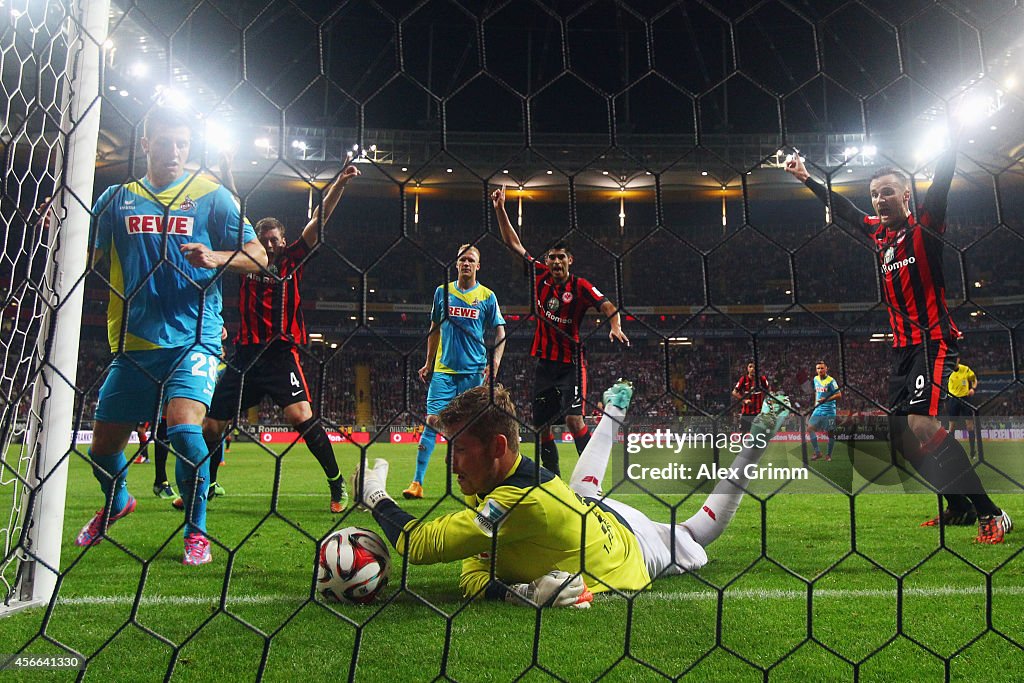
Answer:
[{"left": 8, "top": 0, "right": 1024, "bottom": 196}]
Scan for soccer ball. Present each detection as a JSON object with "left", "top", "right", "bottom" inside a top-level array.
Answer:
[{"left": 316, "top": 527, "right": 392, "bottom": 604}]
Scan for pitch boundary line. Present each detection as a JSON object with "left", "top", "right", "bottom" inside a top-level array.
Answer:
[{"left": 55, "top": 584, "right": 1024, "bottom": 607}]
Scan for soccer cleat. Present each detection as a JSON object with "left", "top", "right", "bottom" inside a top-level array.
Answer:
[
  {"left": 208, "top": 482, "right": 226, "bottom": 498},
  {"left": 753, "top": 391, "right": 792, "bottom": 436},
  {"left": 920, "top": 506, "right": 978, "bottom": 527},
  {"left": 403, "top": 481, "right": 424, "bottom": 500},
  {"left": 602, "top": 379, "right": 634, "bottom": 411},
  {"left": 182, "top": 532, "right": 212, "bottom": 566},
  {"left": 810, "top": 451, "right": 823, "bottom": 461},
  {"left": 330, "top": 477, "right": 349, "bottom": 513},
  {"left": 133, "top": 455, "right": 149, "bottom": 464},
  {"left": 153, "top": 482, "right": 177, "bottom": 499},
  {"left": 75, "top": 496, "right": 137, "bottom": 547},
  {"left": 976, "top": 511, "right": 1013, "bottom": 544}
]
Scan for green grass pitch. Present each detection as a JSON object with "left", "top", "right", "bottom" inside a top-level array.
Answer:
[{"left": 2, "top": 438, "right": 1023, "bottom": 681}]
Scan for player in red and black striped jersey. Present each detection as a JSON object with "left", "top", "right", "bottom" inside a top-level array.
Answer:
[
  {"left": 786, "top": 131, "right": 1010, "bottom": 543},
  {"left": 203, "top": 165, "right": 361, "bottom": 513},
  {"left": 492, "top": 186, "right": 629, "bottom": 476},
  {"left": 731, "top": 361, "right": 771, "bottom": 433}
]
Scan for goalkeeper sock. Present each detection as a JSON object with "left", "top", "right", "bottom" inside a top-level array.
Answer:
[
  {"left": 169, "top": 423, "right": 210, "bottom": 537},
  {"left": 569, "top": 406, "right": 623, "bottom": 498},
  {"left": 297, "top": 416, "right": 341, "bottom": 480},
  {"left": 682, "top": 440, "right": 770, "bottom": 548},
  {"left": 413, "top": 426, "right": 438, "bottom": 484},
  {"left": 90, "top": 449, "right": 131, "bottom": 513}
]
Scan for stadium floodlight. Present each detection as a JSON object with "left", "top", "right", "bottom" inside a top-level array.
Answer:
[
  {"left": 843, "top": 146, "right": 859, "bottom": 157},
  {"left": 292, "top": 140, "right": 307, "bottom": 150},
  {"left": 255, "top": 137, "right": 270, "bottom": 149},
  {"left": 1005, "top": 74, "right": 1017, "bottom": 91},
  {"left": 956, "top": 94, "right": 993, "bottom": 125},
  {"left": 862, "top": 144, "right": 877, "bottom": 157},
  {"left": 102, "top": 38, "right": 114, "bottom": 49},
  {"left": 129, "top": 61, "right": 148, "bottom": 78},
  {"left": 118, "top": 89, "right": 128, "bottom": 97},
  {"left": 914, "top": 126, "right": 947, "bottom": 161},
  {"left": 159, "top": 86, "right": 189, "bottom": 109},
  {"left": 446, "top": 168, "right": 453, "bottom": 173},
  {"left": 401, "top": 166, "right": 408, "bottom": 171},
  {"left": 205, "top": 119, "right": 234, "bottom": 153},
  {"left": 11, "top": 8, "right": 24, "bottom": 17}
]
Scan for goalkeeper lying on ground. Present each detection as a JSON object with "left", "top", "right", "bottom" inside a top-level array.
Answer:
[{"left": 353, "top": 380, "right": 791, "bottom": 607}]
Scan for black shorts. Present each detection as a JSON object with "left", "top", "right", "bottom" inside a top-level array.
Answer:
[
  {"left": 945, "top": 396, "right": 973, "bottom": 420},
  {"left": 888, "top": 339, "right": 959, "bottom": 417},
  {"left": 207, "top": 341, "right": 311, "bottom": 421},
  {"left": 532, "top": 358, "right": 587, "bottom": 427}
]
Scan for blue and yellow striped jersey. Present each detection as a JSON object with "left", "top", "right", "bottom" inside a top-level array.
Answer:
[
  {"left": 812, "top": 375, "right": 839, "bottom": 416},
  {"left": 431, "top": 281, "right": 505, "bottom": 375},
  {"left": 92, "top": 173, "right": 255, "bottom": 353}
]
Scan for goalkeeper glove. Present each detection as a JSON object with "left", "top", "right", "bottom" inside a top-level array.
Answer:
[
  {"left": 506, "top": 571, "right": 594, "bottom": 609},
  {"left": 352, "top": 458, "right": 392, "bottom": 510}
]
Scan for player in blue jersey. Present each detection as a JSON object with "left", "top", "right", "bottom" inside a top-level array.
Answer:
[
  {"left": 807, "top": 361, "right": 842, "bottom": 461},
  {"left": 402, "top": 244, "right": 506, "bottom": 499},
  {"left": 75, "top": 107, "right": 267, "bottom": 566}
]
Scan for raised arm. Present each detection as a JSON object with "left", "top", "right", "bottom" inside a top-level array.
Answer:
[
  {"left": 490, "top": 185, "right": 527, "bottom": 259},
  {"left": 784, "top": 150, "right": 870, "bottom": 230},
  {"left": 921, "top": 145, "right": 957, "bottom": 229},
  {"left": 301, "top": 165, "right": 361, "bottom": 249}
]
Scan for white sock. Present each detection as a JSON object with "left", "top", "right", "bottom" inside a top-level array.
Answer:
[
  {"left": 569, "top": 405, "right": 624, "bottom": 498},
  {"left": 681, "top": 441, "right": 769, "bottom": 548}
]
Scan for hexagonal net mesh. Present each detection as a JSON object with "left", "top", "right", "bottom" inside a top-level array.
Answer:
[{"left": 2, "top": 0, "right": 1023, "bottom": 679}]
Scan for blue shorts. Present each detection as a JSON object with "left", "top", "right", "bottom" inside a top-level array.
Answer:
[
  {"left": 95, "top": 346, "right": 221, "bottom": 424},
  {"left": 808, "top": 413, "right": 836, "bottom": 432},
  {"left": 426, "top": 372, "right": 483, "bottom": 416}
]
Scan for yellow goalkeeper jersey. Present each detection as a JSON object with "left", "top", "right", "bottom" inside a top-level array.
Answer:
[{"left": 393, "top": 454, "right": 650, "bottom": 597}]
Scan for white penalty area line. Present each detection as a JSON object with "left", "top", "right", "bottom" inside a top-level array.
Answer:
[{"left": 55, "top": 585, "right": 1024, "bottom": 608}]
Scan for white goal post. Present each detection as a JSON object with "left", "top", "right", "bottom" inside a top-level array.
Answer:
[{"left": 1, "top": 0, "right": 108, "bottom": 617}]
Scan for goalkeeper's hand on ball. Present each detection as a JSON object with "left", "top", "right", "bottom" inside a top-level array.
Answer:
[
  {"left": 507, "top": 570, "right": 594, "bottom": 609},
  {"left": 352, "top": 458, "right": 392, "bottom": 510}
]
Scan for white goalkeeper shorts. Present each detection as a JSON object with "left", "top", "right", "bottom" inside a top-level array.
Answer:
[{"left": 600, "top": 498, "right": 708, "bottom": 579}]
